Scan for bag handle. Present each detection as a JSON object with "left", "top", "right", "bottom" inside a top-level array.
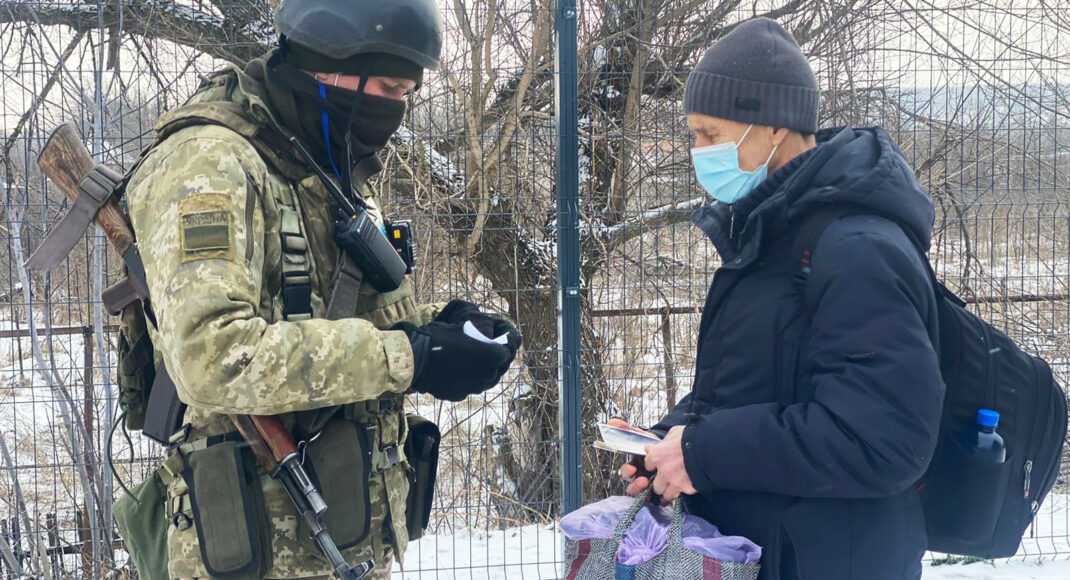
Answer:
[
  {"left": 611, "top": 483, "right": 655, "bottom": 541},
  {"left": 610, "top": 480, "right": 691, "bottom": 544},
  {"left": 668, "top": 496, "right": 687, "bottom": 548}
]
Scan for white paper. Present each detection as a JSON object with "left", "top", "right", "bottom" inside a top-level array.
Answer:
[
  {"left": 463, "top": 320, "right": 510, "bottom": 345},
  {"left": 595, "top": 423, "right": 662, "bottom": 456}
]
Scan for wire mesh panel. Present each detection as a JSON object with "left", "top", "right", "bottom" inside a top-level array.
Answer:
[{"left": 0, "top": 1, "right": 1067, "bottom": 579}]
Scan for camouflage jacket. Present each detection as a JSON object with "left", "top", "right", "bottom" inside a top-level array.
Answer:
[{"left": 125, "top": 55, "right": 440, "bottom": 577}]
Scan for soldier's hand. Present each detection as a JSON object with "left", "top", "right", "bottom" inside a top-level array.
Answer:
[
  {"left": 393, "top": 321, "right": 514, "bottom": 402},
  {"left": 435, "top": 299, "right": 522, "bottom": 361}
]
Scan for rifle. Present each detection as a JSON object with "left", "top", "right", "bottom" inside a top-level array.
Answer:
[{"left": 30, "top": 123, "right": 374, "bottom": 580}]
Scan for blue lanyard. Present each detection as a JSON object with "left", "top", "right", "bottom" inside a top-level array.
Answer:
[{"left": 318, "top": 81, "right": 343, "bottom": 183}]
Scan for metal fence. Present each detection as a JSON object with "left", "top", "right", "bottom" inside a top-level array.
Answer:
[{"left": 0, "top": 0, "right": 1068, "bottom": 578}]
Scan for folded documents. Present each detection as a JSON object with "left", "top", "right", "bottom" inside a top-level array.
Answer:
[
  {"left": 463, "top": 320, "right": 510, "bottom": 345},
  {"left": 594, "top": 423, "right": 662, "bottom": 456}
]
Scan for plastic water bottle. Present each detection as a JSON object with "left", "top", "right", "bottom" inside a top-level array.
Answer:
[{"left": 960, "top": 408, "right": 1006, "bottom": 463}]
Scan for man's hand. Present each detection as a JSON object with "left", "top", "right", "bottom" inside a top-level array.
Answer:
[
  {"left": 609, "top": 418, "right": 658, "bottom": 496},
  {"left": 644, "top": 425, "right": 697, "bottom": 502}
]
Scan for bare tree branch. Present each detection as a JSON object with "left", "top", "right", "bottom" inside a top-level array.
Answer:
[{"left": 0, "top": 1, "right": 274, "bottom": 65}]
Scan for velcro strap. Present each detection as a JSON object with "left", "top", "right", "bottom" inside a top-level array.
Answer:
[
  {"left": 280, "top": 206, "right": 302, "bottom": 236},
  {"left": 282, "top": 271, "right": 313, "bottom": 320},
  {"left": 78, "top": 164, "right": 124, "bottom": 203},
  {"left": 159, "top": 450, "right": 185, "bottom": 486},
  {"left": 177, "top": 431, "right": 245, "bottom": 455},
  {"left": 372, "top": 444, "right": 402, "bottom": 471},
  {"left": 278, "top": 206, "right": 313, "bottom": 321},
  {"left": 282, "top": 233, "right": 307, "bottom": 253},
  {"left": 23, "top": 164, "right": 127, "bottom": 273},
  {"left": 349, "top": 394, "right": 403, "bottom": 417}
]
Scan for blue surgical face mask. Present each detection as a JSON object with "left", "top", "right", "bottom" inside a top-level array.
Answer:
[{"left": 691, "top": 125, "right": 778, "bottom": 205}]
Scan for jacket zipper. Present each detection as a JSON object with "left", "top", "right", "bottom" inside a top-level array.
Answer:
[
  {"left": 1033, "top": 391, "right": 1067, "bottom": 516},
  {"left": 1021, "top": 358, "right": 1041, "bottom": 503},
  {"left": 982, "top": 322, "right": 996, "bottom": 409},
  {"left": 244, "top": 171, "right": 258, "bottom": 263},
  {"left": 1026, "top": 359, "right": 1063, "bottom": 516},
  {"left": 1023, "top": 460, "right": 1033, "bottom": 500}
]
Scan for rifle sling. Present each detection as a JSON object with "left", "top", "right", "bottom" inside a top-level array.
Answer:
[
  {"left": 25, "top": 164, "right": 125, "bottom": 272},
  {"left": 326, "top": 252, "right": 365, "bottom": 321}
]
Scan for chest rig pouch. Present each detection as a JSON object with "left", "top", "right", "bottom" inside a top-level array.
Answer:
[
  {"left": 182, "top": 439, "right": 272, "bottom": 580},
  {"left": 292, "top": 398, "right": 406, "bottom": 553},
  {"left": 271, "top": 134, "right": 409, "bottom": 555}
]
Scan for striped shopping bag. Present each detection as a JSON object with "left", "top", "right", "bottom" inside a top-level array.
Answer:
[{"left": 564, "top": 487, "right": 760, "bottom": 580}]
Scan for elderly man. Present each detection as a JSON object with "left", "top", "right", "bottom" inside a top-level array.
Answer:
[{"left": 615, "top": 17, "right": 943, "bottom": 580}]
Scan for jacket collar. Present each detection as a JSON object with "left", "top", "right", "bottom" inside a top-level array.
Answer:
[{"left": 691, "top": 127, "right": 855, "bottom": 266}]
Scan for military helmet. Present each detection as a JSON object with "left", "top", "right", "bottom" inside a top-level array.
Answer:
[{"left": 275, "top": 0, "right": 444, "bottom": 71}]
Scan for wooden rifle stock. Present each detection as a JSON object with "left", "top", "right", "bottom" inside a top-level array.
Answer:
[
  {"left": 37, "top": 124, "right": 135, "bottom": 255},
  {"left": 229, "top": 414, "right": 297, "bottom": 472}
]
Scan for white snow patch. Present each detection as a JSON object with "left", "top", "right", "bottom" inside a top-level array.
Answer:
[
  {"left": 383, "top": 495, "right": 1070, "bottom": 578},
  {"left": 923, "top": 559, "right": 1070, "bottom": 578},
  {"left": 392, "top": 524, "right": 560, "bottom": 579}
]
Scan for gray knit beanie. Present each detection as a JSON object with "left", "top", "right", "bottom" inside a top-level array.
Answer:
[{"left": 684, "top": 17, "right": 819, "bottom": 133}]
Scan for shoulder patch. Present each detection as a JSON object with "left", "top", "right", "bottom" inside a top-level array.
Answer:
[{"left": 178, "top": 193, "right": 233, "bottom": 263}]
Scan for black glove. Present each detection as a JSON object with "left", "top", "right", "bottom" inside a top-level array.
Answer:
[
  {"left": 434, "top": 299, "right": 522, "bottom": 378},
  {"left": 394, "top": 321, "right": 514, "bottom": 402}
]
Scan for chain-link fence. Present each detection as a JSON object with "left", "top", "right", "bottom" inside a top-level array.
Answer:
[{"left": 1, "top": 1, "right": 1068, "bottom": 578}]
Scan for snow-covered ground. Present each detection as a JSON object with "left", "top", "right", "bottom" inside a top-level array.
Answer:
[
  {"left": 924, "top": 560, "right": 1070, "bottom": 579},
  {"left": 388, "top": 494, "right": 1070, "bottom": 579},
  {"left": 388, "top": 525, "right": 1070, "bottom": 579}
]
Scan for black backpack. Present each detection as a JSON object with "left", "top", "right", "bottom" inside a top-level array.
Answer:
[{"left": 792, "top": 206, "right": 1068, "bottom": 558}]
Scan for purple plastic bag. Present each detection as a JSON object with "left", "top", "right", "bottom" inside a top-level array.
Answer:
[
  {"left": 681, "top": 515, "right": 762, "bottom": 564},
  {"left": 561, "top": 495, "right": 762, "bottom": 566},
  {"left": 560, "top": 495, "right": 634, "bottom": 540},
  {"left": 617, "top": 504, "right": 673, "bottom": 564}
]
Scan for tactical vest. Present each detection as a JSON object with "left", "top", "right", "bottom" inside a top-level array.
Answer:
[{"left": 117, "top": 65, "right": 416, "bottom": 442}]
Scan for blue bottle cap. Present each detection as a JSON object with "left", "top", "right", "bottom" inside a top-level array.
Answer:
[{"left": 977, "top": 409, "right": 1000, "bottom": 428}]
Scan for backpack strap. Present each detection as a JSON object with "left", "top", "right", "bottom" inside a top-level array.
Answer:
[
  {"left": 790, "top": 206, "right": 953, "bottom": 308},
  {"left": 789, "top": 206, "right": 866, "bottom": 295}
]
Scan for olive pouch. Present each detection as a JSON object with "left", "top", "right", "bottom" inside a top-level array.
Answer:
[
  {"left": 403, "top": 414, "right": 440, "bottom": 540},
  {"left": 116, "top": 299, "right": 156, "bottom": 431},
  {"left": 299, "top": 419, "right": 373, "bottom": 552},
  {"left": 113, "top": 470, "right": 169, "bottom": 580},
  {"left": 183, "top": 441, "right": 271, "bottom": 580}
]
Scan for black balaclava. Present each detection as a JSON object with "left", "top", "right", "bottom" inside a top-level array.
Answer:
[{"left": 263, "top": 46, "right": 412, "bottom": 192}]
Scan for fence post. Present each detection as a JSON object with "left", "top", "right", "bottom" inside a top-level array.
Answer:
[{"left": 554, "top": 0, "right": 583, "bottom": 515}]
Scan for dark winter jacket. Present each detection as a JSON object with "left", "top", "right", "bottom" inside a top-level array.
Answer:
[{"left": 653, "top": 127, "right": 945, "bottom": 580}]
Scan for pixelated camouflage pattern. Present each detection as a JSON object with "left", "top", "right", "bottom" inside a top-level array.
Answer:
[
  {"left": 175, "top": 561, "right": 394, "bottom": 580},
  {"left": 125, "top": 58, "right": 439, "bottom": 578}
]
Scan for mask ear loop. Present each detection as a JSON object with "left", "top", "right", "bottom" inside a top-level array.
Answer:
[
  {"left": 738, "top": 124, "right": 779, "bottom": 171},
  {"left": 763, "top": 143, "right": 779, "bottom": 166},
  {"left": 736, "top": 124, "right": 755, "bottom": 146}
]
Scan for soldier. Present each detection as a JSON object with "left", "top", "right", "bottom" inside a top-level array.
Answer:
[{"left": 122, "top": 0, "right": 521, "bottom": 578}]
